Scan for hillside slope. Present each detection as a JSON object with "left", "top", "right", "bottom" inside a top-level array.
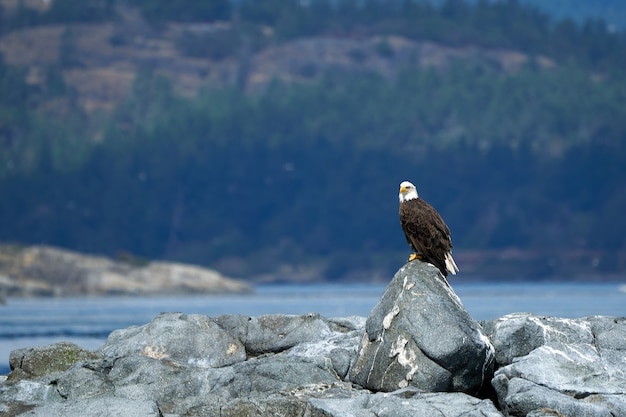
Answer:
[
  {"left": 1, "top": 1, "right": 625, "bottom": 282},
  {"left": 0, "top": 10, "right": 553, "bottom": 114}
]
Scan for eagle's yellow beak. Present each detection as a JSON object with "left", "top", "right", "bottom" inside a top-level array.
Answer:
[{"left": 399, "top": 185, "right": 408, "bottom": 194}]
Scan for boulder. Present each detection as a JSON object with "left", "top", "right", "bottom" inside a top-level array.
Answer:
[
  {"left": 349, "top": 261, "right": 495, "bottom": 394},
  {"left": 0, "top": 312, "right": 370, "bottom": 416},
  {"left": 7, "top": 341, "right": 99, "bottom": 381},
  {"left": 490, "top": 314, "right": 626, "bottom": 417},
  {"left": 0, "top": 379, "right": 54, "bottom": 416},
  {"left": 493, "top": 376, "right": 614, "bottom": 417},
  {"left": 188, "top": 390, "right": 504, "bottom": 417},
  {"left": 185, "top": 396, "right": 330, "bottom": 417},
  {"left": 55, "top": 366, "right": 115, "bottom": 400},
  {"left": 310, "top": 389, "right": 504, "bottom": 417},
  {"left": 100, "top": 312, "right": 247, "bottom": 368},
  {"left": 20, "top": 397, "right": 160, "bottom": 417},
  {"left": 481, "top": 312, "right": 594, "bottom": 366},
  {"left": 213, "top": 312, "right": 356, "bottom": 354}
]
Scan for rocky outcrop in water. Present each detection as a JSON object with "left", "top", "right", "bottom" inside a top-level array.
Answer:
[
  {"left": 1, "top": 262, "right": 625, "bottom": 417},
  {"left": 0, "top": 245, "right": 252, "bottom": 297},
  {"left": 484, "top": 313, "right": 626, "bottom": 416},
  {"left": 350, "top": 261, "right": 495, "bottom": 394}
]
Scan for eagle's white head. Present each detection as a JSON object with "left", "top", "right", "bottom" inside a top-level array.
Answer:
[{"left": 399, "top": 181, "right": 419, "bottom": 203}]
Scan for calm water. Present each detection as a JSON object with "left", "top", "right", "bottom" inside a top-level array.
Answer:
[{"left": 1, "top": 282, "right": 625, "bottom": 374}]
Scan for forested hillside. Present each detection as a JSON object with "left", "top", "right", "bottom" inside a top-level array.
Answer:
[{"left": 1, "top": 0, "right": 625, "bottom": 281}]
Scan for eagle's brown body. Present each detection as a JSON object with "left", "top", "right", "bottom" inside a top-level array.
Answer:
[{"left": 399, "top": 196, "right": 455, "bottom": 277}]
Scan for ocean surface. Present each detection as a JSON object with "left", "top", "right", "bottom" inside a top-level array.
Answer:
[{"left": 1, "top": 282, "right": 625, "bottom": 375}]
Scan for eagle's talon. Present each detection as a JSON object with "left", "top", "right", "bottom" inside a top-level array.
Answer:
[{"left": 408, "top": 253, "right": 421, "bottom": 262}]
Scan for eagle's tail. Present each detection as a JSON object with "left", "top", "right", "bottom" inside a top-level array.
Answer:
[{"left": 445, "top": 252, "right": 459, "bottom": 275}]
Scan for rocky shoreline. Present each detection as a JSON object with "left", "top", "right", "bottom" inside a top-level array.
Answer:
[
  {"left": 1, "top": 261, "right": 625, "bottom": 416},
  {"left": 0, "top": 245, "right": 252, "bottom": 297}
]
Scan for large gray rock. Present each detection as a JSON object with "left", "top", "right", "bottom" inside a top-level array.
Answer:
[
  {"left": 23, "top": 397, "right": 160, "bottom": 417},
  {"left": 0, "top": 312, "right": 370, "bottom": 416},
  {"left": 185, "top": 396, "right": 331, "bottom": 417},
  {"left": 493, "top": 376, "right": 614, "bottom": 417},
  {"left": 8, "top": 341, "right": 99, "bottom": 381},
  {"left": 482, "top": 312, "right": 594, "bottom": 366},
  {"left": 214, "top": 312, "right": 362, "bottom": 354},
  {"left": 100, "top": 312, "right": 247, "bottom": 368},
  {"left": 214, "top": 312, "right": 364, "bottom": 379},
  {"left": 349, "top": 261, "right": 495, "bottom": 394},
  {"left": 310, "top": 389, "right": 504, "bottom": 417},
  {"left": 5, "top": 290, "right": 625, "bottom": 417},
  {"left": 490, "top": 314, "right": 626, "bottom": 417},
  {"left": 0, "top": 307, "right": 502, "bottom": 417}
]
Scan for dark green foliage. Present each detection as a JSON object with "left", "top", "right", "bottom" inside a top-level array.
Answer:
[
  {"left": 0, "top": 54, "right": 85, "bottom": 178},
  {"left": 2, "top": 61, "right": 626, "bottom": 278},
  {"left": 374, "top": 38, "right": 394, "bottom": 58},
  {"left": 1, "top": 1, "right": 626, "bottom": 278},
  {"left": 126, "top": 0, "right": 231, "bottom": 25},
  {"left": 519, "top": 0, "right": 626, "bottom": 31},
  {"left": 59, "top": 27, "right": 81, "bottom": 68},
  {"left": 233, "top": 0, "right": 626, "bottom": 74},
  {"left": 176, "top": 29, "right": 238, "bottom": 60},
  {"left": 44, "top": 0, "right": 117, "bottom": 24},
  {"left": 175, "top": 24, "right": 268, "bottom": 61},
  {"left": 0, "top": 57, "right": 32, "bottom": 176}
]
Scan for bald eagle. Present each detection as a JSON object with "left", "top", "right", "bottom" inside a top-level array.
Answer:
[{"left": 398, "top": 181, "right": 459, "bottom": 277}]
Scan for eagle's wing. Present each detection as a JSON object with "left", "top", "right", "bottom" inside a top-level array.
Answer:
[{"left": 400, "top": 199, "right": 453, "bottom": 276}]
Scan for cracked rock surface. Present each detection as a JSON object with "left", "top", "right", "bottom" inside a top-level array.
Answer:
[
  {"left": 349, "top": 261, "right": 495, "bottom": 394},
  {"left": 485, "top": 313, "right": 626, "bottom": 416},
  {"left": 1, "top": 263, "right": 625, "bottom": 416}
]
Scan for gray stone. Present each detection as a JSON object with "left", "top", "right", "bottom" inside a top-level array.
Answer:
[
  {"left": 19, "top": 397, "right": 160, "bottom": 417},
  {"left": 4, "top": 288, "right": 626, "bottom": 417},
  {"left": 503, "top": 342, "right": 626, "bottom": 395},
  {"left": 584, "top": 394, "right": 626, "bottom": 415},
  {"left": 213, "top": 354, "right": 343, "bottom": 398},
  {"left": 100, "top": 312, "right": 246, "bottom": 368},
  {"left": 35, "top": 312, "right": 364, "bottom": 416},
  {"left": 103, "top": 352, "right": 353, "bottom": 415},
  {"left": 214, "top": 312, "right": 363, "bottom": 355},
  {"left": 349, "top": 261, "right": 495, "bottom": 394},
  {"left": 179, "top": 387, "right": 505, "bottom": 417},
  {"left": 587, "top": 315, "right": 626, "bottom": 350},
  {"left": 186, "top": 396, "right": 330, "bottom": 417},
  {"left": 212, "top": 312, "right": 364, "bottom": 380},
  {"left": 482, "top": 313, "right": 594, "bottom": 366},
  {"left": 492, "top": 376, "right": 613, "bottom": 417},
  {"left": 526, "top": 409, "right": 568, "bottom": 417},
  {"left": 55, "top": 365, "right": 115, "bottom": 400},
  {"left": 310, "top": 389, "right": 504, "bottom": 417},
  {"left": 283, "top": 317, "right": 364, "bottom": 380},
  {"left": 105, "top": 354, "right": 213, "bottom": 409},
  {"left": 8, "top": 341, "right": 99, "bottom": 381},
  {"left": 492, "top": 315, "right": 626, "bottom": 417},
  {"left": 0, "top": 379, "right": 54, "bottom": 415},
  {"left": 238, "top": 313, "right": 334, "bottom": 353},
  {"left": 0, "top": 402, "right": 35, "bottom": 417}
]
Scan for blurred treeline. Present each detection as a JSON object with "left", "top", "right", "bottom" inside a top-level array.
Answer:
[{"left": 1, "top": 0, "right": 625, "bottom": 280}]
